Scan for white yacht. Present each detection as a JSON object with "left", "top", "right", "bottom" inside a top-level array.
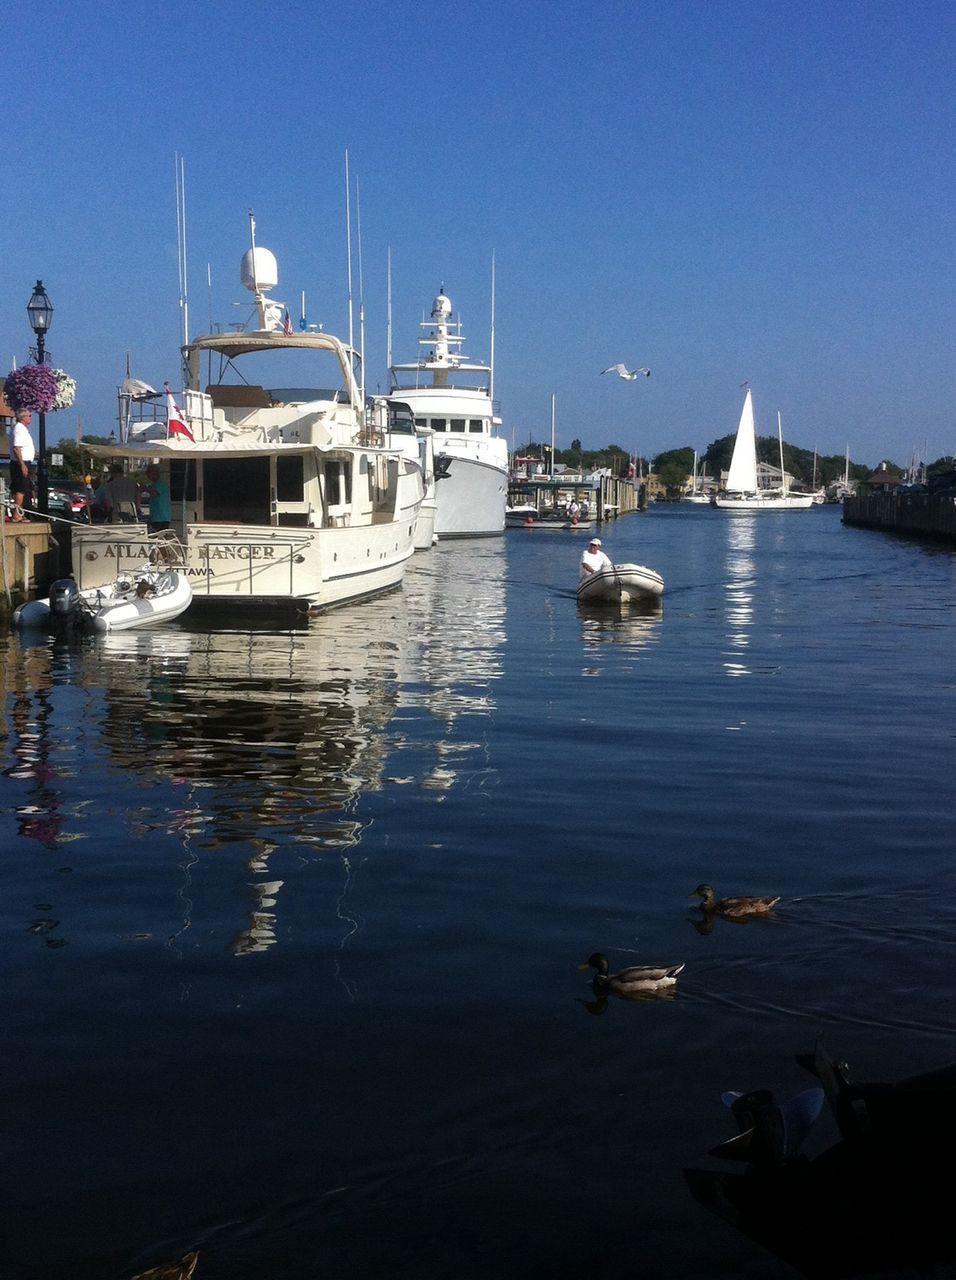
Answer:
[
  {"left": 74, "top": 225, "right": 424, "bottom": 613},
  {"left": 389, "top": 287, "right": 508, "bottom": 538}
]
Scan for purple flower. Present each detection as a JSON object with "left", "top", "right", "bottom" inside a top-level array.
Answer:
[{"left": 3, "top": 363, "right": 59, "bottom": 413}]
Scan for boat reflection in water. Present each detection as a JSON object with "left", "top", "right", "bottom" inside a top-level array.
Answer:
[
  {"left": 400, "top": 540, "right": 506, "bottom": 790},
  {"left": 85, "top": 540, "right": 506, "bottom": 951},
  {"left": 577, "top": 598, "right": 663, "bottom": 667},
  {"left": 723, "top": 516, "right": 756, "bottom": 677}
]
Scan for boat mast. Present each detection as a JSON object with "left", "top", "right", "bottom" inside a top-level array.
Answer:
[
  {"left": 175, "top": 153, "right": 189, "bottom": 366},
  {"left": 550, "top": 393, "right": 556, "bottom": 479},
  {"left": 489, "top": 250, "right": 496, "bottom": 404},
  {"left": 344, "top": 150, "right": 355, "bottom": 401},
  {"left": 386, "top": 246, "right": 392, "bottom": 375},
  {"left": 777, "top": 411, "right": 787, "bottom": 495},
  {"left": 356, "top": 173, "right": 365, "bottom": 410}
]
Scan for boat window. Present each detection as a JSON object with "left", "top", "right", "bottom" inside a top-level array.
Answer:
[
  {"left": 169, "top": 459, "right": 197, "bottom": 502},
  {"left": 276, "top": 454, "right": 304, "bottom": 501},
  {"left": 203, "top": 456, "right": 271, "bottom": 523},
  {"left": 431, "top": 418, "right": 447, "bottom": 431},
  {"left": 450, "top": 419, "right": 466, "bottom": 432},
  {"left": 468, "top": 419, "right": 484, "bottom": 433},
  {"left": 414, "top": 418, "right": 427, "bottom": 428},
  {"left": 388, "top": 402, "right": 416, "bottom": 435},
  {"left": 324, "top": 459, "right": 351, "bottom": 507}
]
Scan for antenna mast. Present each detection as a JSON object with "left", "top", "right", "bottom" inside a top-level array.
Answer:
[
  {"left": 386, "top": 246, "right": 392, "bottom": 377},
  {"left": 344, "top": 150, "right": 355, "bottom": 399},
  {"left": 489, "top": 250, "right": 496, "bottom": 403},
  {"left": 357, "top": 174, "right": 365, "bottom": 409},
  {"left": 175, "top": 153, "right": 189, "bottom": 356}
]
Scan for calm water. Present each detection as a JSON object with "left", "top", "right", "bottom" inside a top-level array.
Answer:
[{"left": 2, "top": 505, "right": 955, "bottom": 1280}]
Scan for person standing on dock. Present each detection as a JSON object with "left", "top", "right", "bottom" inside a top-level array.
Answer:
[
  {"left": 580, "top": 537, "right": 612, "bottom": 579},
  {"left": 7, "top": 410, "right": 35, "bottom": 520}
]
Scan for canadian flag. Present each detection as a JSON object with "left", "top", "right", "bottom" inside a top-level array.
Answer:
[{"left": 165, "top": 383, "right": 194, "bottom": 441}]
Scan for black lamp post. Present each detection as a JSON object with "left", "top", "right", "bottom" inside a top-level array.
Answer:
[{"left": 27, "top": 279, "right": 54, "bottom": 517}]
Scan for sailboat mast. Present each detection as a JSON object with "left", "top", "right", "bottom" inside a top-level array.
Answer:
[
  {"left": 550, "top": 393, "right": 556, "bottom": 479},
  {"left": 777, "top": 411, "right": 787, "bottom": 494}
]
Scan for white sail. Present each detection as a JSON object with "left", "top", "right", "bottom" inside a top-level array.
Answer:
[{"left": 725, "top": 389, "right": 758, "bottom": 494}]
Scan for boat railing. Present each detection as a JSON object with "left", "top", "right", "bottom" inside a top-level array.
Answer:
[
  {"left": 118, "top": 389, "right": 217, "bottom": 443},
  {"left": 144, "top": 530, "right": 188, "bottom": 568}
]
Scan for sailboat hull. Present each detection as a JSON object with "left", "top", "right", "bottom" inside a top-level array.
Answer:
[{"left": 714, "top": 493, "right": 815, "bottom": 510}]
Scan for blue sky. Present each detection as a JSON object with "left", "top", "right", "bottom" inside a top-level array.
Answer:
[{"left": 3, "top": 0, "right": 953, "bottom": 467}]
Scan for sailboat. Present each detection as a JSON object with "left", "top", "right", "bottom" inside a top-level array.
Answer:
[
  {"left": 682, "top": 450, "right": 712, "bottom": 504},
  {"left": 714, "top": 390, "right": 814, "bottom": 511},
  {"left": 833, "top": 445, "right": 853, "bottom": 502}
]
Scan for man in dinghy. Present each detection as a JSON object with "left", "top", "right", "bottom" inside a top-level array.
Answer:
[{"left": 580, "top": 537, "right": 612, "bottom": 579}]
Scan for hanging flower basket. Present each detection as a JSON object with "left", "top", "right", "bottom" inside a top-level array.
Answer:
[
  {"left": 2, "top": 363, "right": 76, "bottom": 412},
  {"left": 51, "top": 369, "right": 76, "bottom": 410},
  {"left": 3, "top": 364, "right": 58, "bottom": 412}
]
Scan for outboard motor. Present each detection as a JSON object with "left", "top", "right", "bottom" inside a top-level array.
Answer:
[{"left": 48, "top": 578, "right": 83, "bottom": 628}]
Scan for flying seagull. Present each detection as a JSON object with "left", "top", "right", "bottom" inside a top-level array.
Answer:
[{"left": 602, "top": 363, "right": 651, "bottom": 380}]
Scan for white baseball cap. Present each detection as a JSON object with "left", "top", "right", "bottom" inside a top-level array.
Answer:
[{"left": 590, "top": 538, "right": 602, "bottom": 546}]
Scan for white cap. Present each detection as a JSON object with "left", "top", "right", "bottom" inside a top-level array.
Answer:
[{"left": 590, "top": 538, "right": 602, "bottom": 546}]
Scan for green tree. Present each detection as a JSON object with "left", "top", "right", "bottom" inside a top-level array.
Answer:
[
  {"left": 656, "top": 460, "right": 690, "bottom": 496},
  {"left": 46, "top": 435, "right": 114, "bottom": 479},
  {"left": 653, "top": 446, "right": 695, "bottom": 478}
]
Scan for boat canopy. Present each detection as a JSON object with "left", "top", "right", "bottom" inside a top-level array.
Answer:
[{"left": 183, "top": 330, "right": 359, "bottom": 403}]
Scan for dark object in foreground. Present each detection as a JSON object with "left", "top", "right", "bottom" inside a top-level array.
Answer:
[
  {"left": 128, "top": 1250, "right": 199, "bottom": 1280},
  {"left": 686, "top": 1040, "right": 956, "bottom": 1278}
]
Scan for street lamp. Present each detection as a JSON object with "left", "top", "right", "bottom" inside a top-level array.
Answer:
[{"left": 27, "top": 279, "right": 54, "bottom": 516}]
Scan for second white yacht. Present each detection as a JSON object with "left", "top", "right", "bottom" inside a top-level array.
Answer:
[{"left": 389, "top": 287, "right": 507, "bottom": 538}]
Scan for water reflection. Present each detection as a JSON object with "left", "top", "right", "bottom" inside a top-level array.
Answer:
[
  {"left": 400, "top": 541, "right": 506, "bottom": 790},
  {"left": 0, "top": 544, "right": 507, "bottom": 956},
  {"left": 723, "top": 517, "right": 756, "bottom": 676},
  {"left": 578, "top": 600, "right": 663, "bottom": 651}
]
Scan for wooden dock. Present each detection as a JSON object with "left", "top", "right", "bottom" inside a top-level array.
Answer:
[
  {"left": 842, "top": 491, "right": 956, "bottom": 544},
  {"left": 0, "top": 521, "right": 57, "bottom": 615}
]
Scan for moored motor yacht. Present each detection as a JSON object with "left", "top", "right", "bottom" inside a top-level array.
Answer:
[
  {"left": 73, "top": 220, "right": 425, "bottom": 613},
  {"left": 389, "top": 286, "right": 508, "bottom": 537}
]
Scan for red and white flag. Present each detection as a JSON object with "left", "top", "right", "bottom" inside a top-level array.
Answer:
[
  {"left": 165, "top": 383, "right": 194, "bottom": 441},
  {"left": 283, "top": 309, "right": 293, "bottom": 335}
]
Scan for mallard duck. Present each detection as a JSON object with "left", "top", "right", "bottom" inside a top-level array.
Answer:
[
  {"left": 693, "top": 884, "right": 780, "bottom": 918},
  {"left": 128, "top": 1252, "right": 199, "bottom": 1280},
  {"left": 580, "top": 952, "right": 684, "bottom": 995}
]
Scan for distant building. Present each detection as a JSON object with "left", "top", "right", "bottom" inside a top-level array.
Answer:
[{"left": 861, "top": 462, "right": 904, "bottom": 493}]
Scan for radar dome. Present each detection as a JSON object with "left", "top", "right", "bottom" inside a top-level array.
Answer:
[
  {"left": 241, "top": 247, "right": 279, "bottom": 293},
  {"left": 432, "top": 290, "right": 452, "bottom": 319}
]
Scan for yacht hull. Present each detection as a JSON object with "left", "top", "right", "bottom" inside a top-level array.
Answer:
[{"left": 434, "top": 454, "right": 507, "bottom": 538}]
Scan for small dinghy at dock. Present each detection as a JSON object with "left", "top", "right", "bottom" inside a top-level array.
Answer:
[
  {"left": 13, "top": 536, "right": 192, "bottom": 633},
  {"left": 576, "top": 562, "right": 664, "bottom": 605}
]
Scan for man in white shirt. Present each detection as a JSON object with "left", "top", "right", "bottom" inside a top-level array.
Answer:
[
  {"left": 8, "top": 410, "right": 36, "bottom": 520},
  {"left": 580, "top": 536, "right": 612, "bottom": 579}
]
